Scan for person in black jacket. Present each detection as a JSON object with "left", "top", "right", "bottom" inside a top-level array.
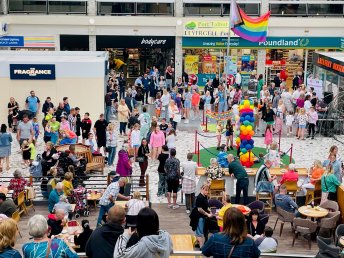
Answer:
[
  {"left": 41, "top": 142, "right": 57, "bottom": 176},
  {"left": 246, "top": 209, "right": 265, "bottom": 237},
  {"left": 74, "top": 220, "right": 93, "bottom": 253},
  {"left": 137, "top": 138, "right": 150, "bottom": 186},
  {"left": 42, "top": 97, "right": 54, "bottom": 115},
  {"left": 47, "top": 209, "right": 65, "bottom": 238},
  {"left": 86, "top": 205, "right": 138, "bottom": 258}
]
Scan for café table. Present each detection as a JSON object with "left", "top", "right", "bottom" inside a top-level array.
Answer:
[
  {"left": 87, "top": 191, "right": 102, "bottom": 210},
  {"left": 232, "top": 204, "right": 251, "bottom": 216},
  {"left": 298, "top": 205, "right": 329, "bottom": 221}
]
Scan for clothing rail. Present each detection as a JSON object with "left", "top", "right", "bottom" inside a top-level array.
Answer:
[{"left": 76, "top": 251, "right": 316, "bottom": 257}]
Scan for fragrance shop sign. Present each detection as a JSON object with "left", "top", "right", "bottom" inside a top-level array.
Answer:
[
  {"left": 182, "top": 37, "right": 343, "bottom": 49},
  {"left": 10, "top": 64, "right": 56, "bottom": 80}
]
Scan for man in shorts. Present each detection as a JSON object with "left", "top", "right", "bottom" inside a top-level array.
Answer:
[
  {"left": 93, "top": 114, "right": 108, "bottom": 155},
  {"left": 17, "top": 114, "right": 34, "bottom": 145}
]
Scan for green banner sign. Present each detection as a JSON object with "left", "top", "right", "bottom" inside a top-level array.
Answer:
[{"left": 182, "top": 37, "right": 343, "bottom": 49}]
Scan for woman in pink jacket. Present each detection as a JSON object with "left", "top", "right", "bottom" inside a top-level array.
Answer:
[{"left": 150, "top": 126, "right": 165, "bottom": 161}]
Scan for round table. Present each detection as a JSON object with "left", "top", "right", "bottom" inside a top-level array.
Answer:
[
  {"left": 298, "top": 205, "right": 329, "bottom": 219},
  {"left": 232, "top": 204, "right": 251, "bottom": 216}
]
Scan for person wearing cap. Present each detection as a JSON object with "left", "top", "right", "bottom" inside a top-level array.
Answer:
[
  {"left": 96, "top": 177, "right": 130, "bottom": 227},
  {"left": 0, "top": 192, "right": 16, "bottom": 217}
]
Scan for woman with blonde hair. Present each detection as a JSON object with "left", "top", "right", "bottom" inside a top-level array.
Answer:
[
  {"left": 301, "top": 160, "right": 324, "bottom": 195},
  {"left": 168, "top": 100, "right": 180, "bottom": 130},
  {"left": 62, "top": 172, "right": 74, "bottom": 197},
  {"left": 321, "top": 165, "right": 341, "bottom": 203},
  {"left": 0, "top": 218, "right": 21, "bottom": 257},
  {"left": 126, "top": 191, "right": 145, "bottom": 216}
]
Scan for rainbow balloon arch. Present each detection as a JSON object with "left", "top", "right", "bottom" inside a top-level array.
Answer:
[{"left": 235, "top": 99, "right": 255, "bottom": 167}]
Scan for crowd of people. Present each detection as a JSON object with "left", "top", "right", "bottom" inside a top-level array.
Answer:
[{"left": 0, "top": 65, "right": 343, "bottom": 258}]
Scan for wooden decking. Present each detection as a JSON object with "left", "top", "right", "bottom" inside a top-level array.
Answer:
[{"left": 14, "top": 202, "right": 318, "bottom": 256}]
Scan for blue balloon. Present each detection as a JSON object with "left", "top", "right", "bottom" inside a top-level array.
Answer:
[
  {"left": 250, "top": 117, "right": 255, "bottom": 123},
  {"left": 245, "top": 115, "right": 251, "bottom": 121},
  {"left": 246, "top": 144, "right": 252, "bottom": 150},
  {"left": 240, "top": 143, "right": 245, "bottom": 149},
  {"left": 242, "top": 140, "right": 248, "bottom": 145},
  {"left": 248, "top": 139, "right": 254, "bottom": 145},
  {"left": 242, "top": 112, "right": 247, "bottom": 117},
  {"left": 240, "top": 116, "right": 245, "bottom": 122}
]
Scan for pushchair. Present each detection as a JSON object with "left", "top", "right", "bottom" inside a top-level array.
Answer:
[
  {"left": 29, "top": 154, "right": 43, "bottom": 181},
  {"left": 71, "top": 186, "right": 89, "bottom": 218}
]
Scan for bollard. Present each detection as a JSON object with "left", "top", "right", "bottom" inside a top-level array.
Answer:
[
  {"left": 289, "top": 144, "right": 293, "bottom": 163},
  {"left": 194, "top": 130, "right": 198, "bottom": 154},
  {"left": 197, "top": 141, "right": 202, "bottom": 166},
  {"left": 204, "top": 116, "right": 209, "bottom": 132}
]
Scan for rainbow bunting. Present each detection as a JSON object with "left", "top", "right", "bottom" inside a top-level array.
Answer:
[{"left": 230, "top": 0, "right": 271, "bottom": 43}]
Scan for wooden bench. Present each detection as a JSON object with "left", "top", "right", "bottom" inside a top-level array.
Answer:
[{"left": 56, "top": 144, "right": 105, "bottom": 174}]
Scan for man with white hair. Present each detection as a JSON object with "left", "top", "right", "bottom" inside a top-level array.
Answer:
[
  {"left": 48, "top": 208, "right": 66, "bottom": 237},
  {"left": 227, "top": 154, "right": 249, "bottom": 205},
  {"left": 96, "top": 177, "right": 130, "bottom": 227},
  {"left": 48, "top": 182, "right": 64, "bottom": 213}
]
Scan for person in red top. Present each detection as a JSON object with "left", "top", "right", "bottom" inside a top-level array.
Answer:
[
  {"left": 279, "top": 163, "right": 299, "bottom": 185},
  {"left": 191, "top": 89, "right": 200, "bottom": 121},
  {"left": 7, "top": 169, "right": 29, "bottom": 202},
  {"left": 81, "top": 112, "right": 92, "bottom": 144}
]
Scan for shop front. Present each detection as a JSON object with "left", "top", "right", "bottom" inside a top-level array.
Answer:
[
  {"left": 182, "top": 20, "right": 343, "bottom": 87},
  {"left": 0, "top": 35, "right": 56, "bottom": 51},
  {"left": 312, "top": 52, "right": 344, "bottom": 104},
  {"left": 96, "top": 35, "right": 175, "bottom": 81}
]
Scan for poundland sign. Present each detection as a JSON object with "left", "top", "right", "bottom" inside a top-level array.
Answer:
[
  {"left": 10, "top": 64, "right": 56, "bottom": 80},
  {"left": 182, "top": 37, "right": 343, "bottom": 49}
]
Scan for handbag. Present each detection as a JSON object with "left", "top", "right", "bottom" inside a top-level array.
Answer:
[
  {"left": 135, "top": 156, "right": 145, "bottom": 163},
  {"left": 173, "top": 114, "right": 181, "bottom": 123}
]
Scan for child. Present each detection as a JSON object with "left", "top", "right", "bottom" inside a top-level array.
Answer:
[
  {"left": 285, "top": 111, "right": 294, "bottom": 137},
  {"left": 32, "top": 117, "right": 40, "bottom": 143},
  {"left": 203, "top": 91, "right": 212, "bottom": 113},
  {"left": 264, "top": 124, "right": 273, "bottom": 151},
  {"left": 297, "top": 108, "right": 308, "bottom": 140},
  {"left": 253, "top": 101, "right": 260, "bottom": 133},
  {"left": 131, "top": 123, "right": 141, "bottom": 158},
  {"left": 265, "top": 142, "right": 281, "bottom": 168},
  {"left": 155, "top": 93, "right": 162, "bottom": 118},
  {"left": 307, "top": 106, "right": 318, "bottom": 139},
  {"left": 81, "top": 112, "right": 92, "bottom": 145},
  {"left": 28, "top": 138, "right": 36, "bottom": 165},
  {"left": 159, "top": 118, "right": 168, "bottom": 136},
  {"left": 225, "top": 119, "right": 233, "bottom": 151},
  {"left": 255, "top": 226, "right": 278, "bottom": 253},
  {"left": 166, "top": 122, "right": 173, "bottom": 136},
  {"left": 21, "top": 140, "right": 31, "bottom": 168},
  {"left": 74, "top": 220, "right": 93, "bottom": 253},
  {"left": 294, "top": 107, "right": 300, "bottom": 137},
  {"left": 216, "top": 120, "right": 223, "bottom": 150},
  {"left": 166, "top": 129, "right": 176, "bottom": 150},
  {"left": 217, "top": 144, "right": 229, "bottom": 168}
]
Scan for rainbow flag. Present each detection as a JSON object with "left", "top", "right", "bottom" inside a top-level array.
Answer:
[{"left": 230, "top": 0, "right": 271, "bottom": 42}]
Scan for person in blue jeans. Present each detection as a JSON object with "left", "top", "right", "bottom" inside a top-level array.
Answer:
[
  {"left": 217, "top": 85, "right": 226, "bottom": 115},
  {"left": 106, "top": 123, "right": 117, "bottom": 167},
  {"left": 227, "top": 154, "right": 249, "bottom": 205},
  {"left": 96, "top": 178, "right": 130, "bottom": 227},
  {"left": 202, "top": 207, "right": 260, "bottom": 258}
]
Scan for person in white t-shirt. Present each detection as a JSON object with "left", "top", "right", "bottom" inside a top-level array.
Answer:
[
  {"left": 166, "top": 129, "right": 176, "bottom": 150},
  {"left": 131, "top": 123, "right": 141, "bottom": 158},
  {"left": 138, "top": 106, "right": 151, "bottom": 140},
  {"left": 255, "top": 226, "right": 278, "bottom": 253},
  {"left": 292, "top": 87, "right": 301, "bottom": 106},
  {"left": 126, "top": 191, "right": 146, "bottom": 216},
  {"left": 235, "top": 71, "right": 242, "bottom": 87}
]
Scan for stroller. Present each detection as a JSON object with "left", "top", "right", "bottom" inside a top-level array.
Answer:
[
  {"left": 71, "top": 186, "right": 89, "bottom": 218},
  {"left": 29, "top": 154, "right": 43, "bottom": 181}
]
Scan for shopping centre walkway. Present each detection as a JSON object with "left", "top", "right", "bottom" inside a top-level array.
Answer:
[{"left": 15, "top": 202, "right": 318, "bottom": 256}]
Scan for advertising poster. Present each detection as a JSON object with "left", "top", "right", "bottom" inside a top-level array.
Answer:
[
  {"left": 197, "top": 73, "right": 216, "bottom": 87},
  {"left": 202, "top": 55, "right": 217, "bottom": 74},
  {"left": 185, "top": 55, "right": 199, "bottom": 75},
  {"left": 241, "top": 55, "right": 256, "bottom": 72},
  {"left": 224, "top": 56, "right": 237, "bottom": 75},
  {"left": 307, "top": 78, "right": 324, "bottom": 98}
]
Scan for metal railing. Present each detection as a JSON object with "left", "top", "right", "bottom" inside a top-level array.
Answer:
[
  {"left": 1, "top": 174, "right": 150, "bottom": 203},
  {"left": 76, "top": 251, "right": 317, "bottom": 257}
]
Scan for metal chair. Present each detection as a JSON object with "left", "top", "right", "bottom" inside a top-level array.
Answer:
[
  {"left": 292, "top": 217, "right": 318, "bottom": 249},
  {"left": 318, "top": 211, "right": 340, "bottom": 239},
  {"left": 209, "top": 179, "right": 225, "bottom": 201},
  {"left": 11, "top": 210, "right": 22, "bottom": 238},
  {"left": 247, "top": 200, "right": 265, "bottom": 215},
  {"left": 274, "top": 206, "right": 295, "bottom": 237},
  {"left": 316, "top": 236, "right": 341, "bottom": 258},
  {"left": 284, "top": 181, "right": 298, "bottom": 202}
]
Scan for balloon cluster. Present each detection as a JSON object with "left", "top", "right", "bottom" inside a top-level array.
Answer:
[{"left": 236, "top": 99, "right": 255, "bottom": 167}]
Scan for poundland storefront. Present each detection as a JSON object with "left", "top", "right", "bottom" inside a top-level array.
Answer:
[{"left": 182, "top": 36, "right": 343, "bottom": 87}]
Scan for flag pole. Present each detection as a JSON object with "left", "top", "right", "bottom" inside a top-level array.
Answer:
[{"left": 225, "top": 1, "right": 233, "bottom": 84}]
